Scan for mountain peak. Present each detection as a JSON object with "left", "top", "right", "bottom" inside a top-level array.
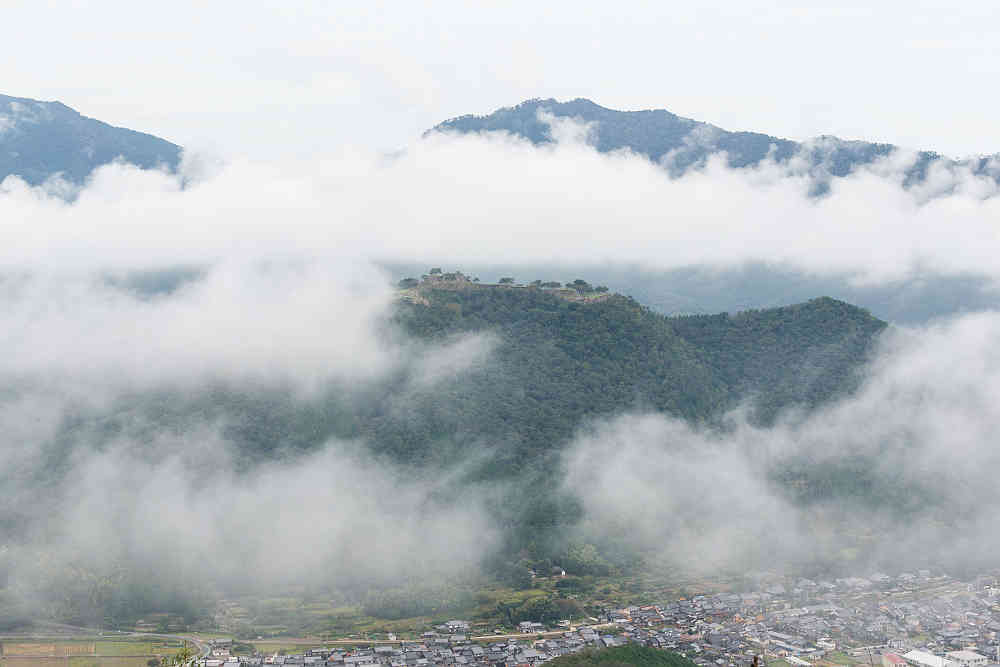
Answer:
[{"left": 0, "top": 93, "right": 181, "bottom": 186}]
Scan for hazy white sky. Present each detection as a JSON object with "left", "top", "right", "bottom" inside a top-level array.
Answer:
[{"left": 4, "top": 0, "right": 999, "bottom": 159}]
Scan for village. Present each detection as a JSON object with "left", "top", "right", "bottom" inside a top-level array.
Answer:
[{"left": 198, "top": 571, "right": 1000, "bottom": 667}]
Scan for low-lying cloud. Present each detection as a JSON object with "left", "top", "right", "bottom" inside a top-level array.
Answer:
[
  {"left": 565, "top": 309, "right": 1000, "bottom": 576},
  {"left": 1, "top": 116, "right": 999, "bottom": 284},
  {"left": 0, "top": 258, "right": 500, "bottom": 620}
]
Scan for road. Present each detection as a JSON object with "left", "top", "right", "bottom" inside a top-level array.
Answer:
[{"left": 246, "top": 623, "right": 621, "bottom": 647}]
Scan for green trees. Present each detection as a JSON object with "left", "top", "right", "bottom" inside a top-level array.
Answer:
[
  {"left": 560, "top": 544, "right": 611, "bottom": 576},
  {"left": 547, "top": 646, "right": 698, "bottom": 667},
  {"left": 161, "top": 645, "right": 195, "bottom": 667},
  {"left": 669, "top": 296, "right": 885, "bottom": 421},
  {"left": 496, "top": 595, "right": 583, "bottom": 625}
]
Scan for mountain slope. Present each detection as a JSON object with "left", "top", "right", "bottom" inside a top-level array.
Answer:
[
  {"left": 393, "top": 285, "right": 886, "bottom": 444},
  {"left": 432, "top": 98, "right": 997, "bottom": 184},
  {"left": 0, "top": 93, "right": 181, "bottom": 185}
]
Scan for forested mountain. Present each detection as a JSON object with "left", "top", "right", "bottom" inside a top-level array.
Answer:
[
  {"left": 0, "top": 277, "right": 889, "bottom": 626},
  {"left": 161, "top": 283, "right": 882, "bottom": 476},
  {"left": 82, "top": 283, "right": 884, "bottom": 545},
  {"left": 392, "top": 284, "right": 885, "bottom": 445},
  {"left": 0, "top": 93, "right": 180, "bottom": 185},
  {"left": 432, "top": 98, "right": 999, "bottom": 184},
  {"left": 66, "top": 282, "right": 881, "bottom": 476}
]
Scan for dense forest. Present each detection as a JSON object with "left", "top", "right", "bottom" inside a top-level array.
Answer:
[{"left": 393, "top": 284, "right": 885, "bottom": 434}]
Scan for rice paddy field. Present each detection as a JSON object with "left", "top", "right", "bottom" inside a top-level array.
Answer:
[{"left": 0, "top": 638, "right": 186, "bottom": 667}]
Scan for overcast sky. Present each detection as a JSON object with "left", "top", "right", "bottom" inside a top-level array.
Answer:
[{"left": 4, "top": 0, "right": 999, "bottom": 159}]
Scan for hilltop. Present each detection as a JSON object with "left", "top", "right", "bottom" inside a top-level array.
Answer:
[
  {"left": 0, "top": 93, "right": 181, "bottom": 185},
  {"left": 397, "top": 269, "right": 614, "bottom": 305}
]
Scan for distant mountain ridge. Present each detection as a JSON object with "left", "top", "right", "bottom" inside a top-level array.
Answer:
[
  {"left": 433, "top": 98, "right": 999, "bottom": 185},
  {"left": 0, "top": 93, "right": 181, "bottom": 186}
]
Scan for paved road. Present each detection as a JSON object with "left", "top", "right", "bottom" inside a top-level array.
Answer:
[{"left": 247, "top": 623, "right": 620, "bottom": 647}]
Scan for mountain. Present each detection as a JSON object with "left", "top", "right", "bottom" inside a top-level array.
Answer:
[
  {"left": 8, "top": 279, "right": 888, "bottom": 524},
  {"left": 432, "top": 98, "right": 998, "bottom": 185},
  {"left": 112, "top": 280, "right": 884, "bottom": 542},
  {"left": 0, "top": 93, "right": 181, "bottom": 186},
  {"left": 0, "top": 275, "right": 890, "bottom": 625},
  {"left": 390, "top": 279, "right": 885, "bottom": 451},
  {"left": 62, "top": 280, "right": 881, "bottom": 478}
]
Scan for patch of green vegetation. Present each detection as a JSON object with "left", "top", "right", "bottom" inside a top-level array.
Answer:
[
  {"left": 250, "top": 644, "right": 322, "bottom": 655},
  {"left": 546, "top": 645, "right": 698, "bottom": 667},
  {"left": 67, "top": 659, "right": 158, "bottom": 667},
  {"left": 230, "top": 643, "right": 256, "bottom": 656},
  {"left": 94, "top": 642, "right": 163, "bottom": 656}
]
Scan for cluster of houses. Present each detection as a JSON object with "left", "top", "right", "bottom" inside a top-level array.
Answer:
[
  {"left": 198, "top": 627, "right": 639, "bottom": 667},
  {"left": 596, "top": 570, "right": 1000, "bottom": 667},
  {"left": 200, "top": 570, "right": 1000, "bottom": 667}
]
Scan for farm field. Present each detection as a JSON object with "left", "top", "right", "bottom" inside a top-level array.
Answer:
[
  {"left": 0, "top": 638, "right": 185, "bottom": 667},
  {"left": 1, "top": 659, "right": 155, "bottom": 667},
  {"left": 1, "top": 643, "right": 95, "bottom": 657}
]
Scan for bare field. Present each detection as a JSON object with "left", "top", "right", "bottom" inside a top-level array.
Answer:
[
  {"left": 0, "top": 658, "right": 159, "bottom": 667},
  {"left": 1, "top": 640, "right": 182, "bottom": 662},
  {"left": 1, "top": 643, "right": 95, "bottom": 657},
  {"left": 1, "top": 659, "right": 73, "bottom": 667},
  {"left": 94, "top": 642, "right": 181, "bottom": 657}
]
